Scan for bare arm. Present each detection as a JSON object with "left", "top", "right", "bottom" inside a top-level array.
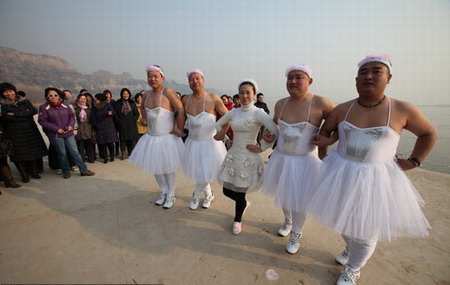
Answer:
[
  {"left": 396, "top": 102, "right": 437, "bottom": 170},
  {"left": 214, "top": 94, "right": 231, "bottom": 133},
  {"left": 313, "top": 107, "right": 340, "bottom": 159},
  {"left": 165, "top": 88, "right": 186, "bottom": 136}
]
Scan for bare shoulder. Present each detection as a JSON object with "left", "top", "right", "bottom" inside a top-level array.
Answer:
[
  {"left": 391, "top": 97, "right": 418, "bottom": 114},
  {"left": 274, "top": 97, "right": 289, "bottom": 110},
  {"left": 207, "top": 92, "right": 221, "bottom": 102},
  {"left": 181, "top": 94, "right": 191, "bottom": 104},
  {"left": 313, "top": 94, "right": 335, "bottom": 110},
  {"left": 163, "top": 87, "right": 177, "bottom": 97}
]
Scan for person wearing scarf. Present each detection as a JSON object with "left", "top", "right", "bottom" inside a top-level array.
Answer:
[
  {"left": 113, "top": 88, "right": 139, "bottom": 160},
  {"left": 38, "top": 87, "right": 95, "bottom": 178},
  {"left": 74, "top": 93, "right": 95, "bottom": 163}
]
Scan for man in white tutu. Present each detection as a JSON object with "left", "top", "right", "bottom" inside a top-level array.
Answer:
[
  {"left": 309, "top": 54, "right": 437, "bottom": 285},
  {"left": 128, "top": 65, "right": 185, "bottom": 209},
  {"left": 261, "top": 64, "right": 334, "bottom": 254},
  {"left": 181, "top": 69, "right": 228, "bottom": 210}
]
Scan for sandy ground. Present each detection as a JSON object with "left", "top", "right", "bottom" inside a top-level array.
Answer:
[{"left": 0, "top": 151, "right": 449, "bottom": 285}]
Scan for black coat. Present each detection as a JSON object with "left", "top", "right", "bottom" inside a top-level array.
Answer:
[
  {"left": 91, "top": 102, "right": 119, "bottom": 145},
  {"left": 113, "top": 99, "right": 139, "bottom": 141},
  {"left": 0, "top": 97, "right": 48, "bottom": 162}
]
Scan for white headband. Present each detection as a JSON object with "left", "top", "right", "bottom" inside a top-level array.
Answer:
[
  {"left": 358, "top": 54, "right": 392, "bottom": 73},
  {"left": 186, "top": 68, "right": 204, "bottom": 78},
  {"left": 145, "top": 65, "right": 164, "bottom": 77},
  {"left": 238, "top": 78, "right": 259, "bottom": 94},
  {"left": 285, "top": 63, "right": 312, "bottom": 78}
]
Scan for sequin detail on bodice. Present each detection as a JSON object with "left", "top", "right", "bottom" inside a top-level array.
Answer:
[
  {"left": 187, "top": 112, "right": 217, "bottom": 141},
  {"left": 278, "top": 120, "right": 318, "bottom": 155},
  {"left": 276, "top": 95, "right": 318, "bottom": 155},
  {"left": 144, "top": 89, "right": 174, "bottom": 136},
  {"left": 185, "top": 93, "right": 217, "bottom": 141},
  {"left": 336, "top": 98, "right": 400, "bottom": 162}
]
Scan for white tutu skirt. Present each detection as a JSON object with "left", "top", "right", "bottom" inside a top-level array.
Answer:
[
  {"left": 262, "top": 149, "right": 322, "bottom": 212},
  {"left": 217, "top": 147, "right": 264, "bottom": 193},
  {"left": 306, "top": 151, "right": 431, "bottom": 242},
  {"left": 128, "top": 133, "right": 185, "bottom": 175},
  {"left": 183, "top": 137, "right": 227, "bottom": 184}
]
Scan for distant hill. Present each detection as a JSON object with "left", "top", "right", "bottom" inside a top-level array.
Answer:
[{"left": 0, "top": 46, "right": 221, "bottom": 104}]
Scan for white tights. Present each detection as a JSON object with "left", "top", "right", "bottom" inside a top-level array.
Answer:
[
  {"left": 154, "top": 172, "right": 176, "bottom": 197},
  {"left": 282, "top": 207, "right": 307, "bottom": 234},
  {"left": 342, "top": 234, "right": 377, "bottom": 270},
  {"left": 193, "top": 183, "right": 212, "bottom": 197}
]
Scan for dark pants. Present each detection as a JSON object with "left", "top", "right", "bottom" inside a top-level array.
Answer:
[
  {"left": 77, "top": 139, "right": 95, "bottom": 163},
  {"left": 223, "top": 187, "right": 247, "bottom": 222}
]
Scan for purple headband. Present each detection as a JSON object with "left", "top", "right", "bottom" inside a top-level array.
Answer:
[
  {"left": 186, "top": 68, "right": 204, "bottom": 78},
  {"left": 145, "top": 65, "right": 164, "bottom": 77}
]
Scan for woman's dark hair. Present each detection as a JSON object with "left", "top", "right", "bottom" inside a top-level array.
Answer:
[
  {"left": 220, "top": 94, "right": 228, "bottom": 99},
  {"left": 17, "top": 90, "right": 26, "bottom": 97},
  {"left": 103, "top": 89, "right": 112, "bottom": 97},
  {"left": 120, "top": 88, "right": 132, "bottom": 100},
  {"left": 76, "top": 93, "right": 88, "bottom": 101},
  {"left": 44, "top": 87, "right": 62, "bottom": 101},
  {"left": 0, "top": 82, "right": 17, "bottom": 94},
  {"left": 135, "top": 93, "right": 143, "bottom": 100},
  {"left": 95, "top": 93, "right": 107, "bottom": 102},
  {"left": 239, "top": 81, "right": 256, "bottom": 94}
]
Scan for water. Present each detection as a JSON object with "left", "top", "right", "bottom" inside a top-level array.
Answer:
[{"left": 397, "top": 106, "right": 450, "bottom": 174}]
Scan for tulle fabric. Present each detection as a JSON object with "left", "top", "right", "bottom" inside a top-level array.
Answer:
[
  {"left": 262, "top": 149, "right": 322, "bottom": 212},
  {"left": 183, "top": 137, "right": 226, "bottom": 183},
  {"left": 306, "top": 151, "right": 431, "bottom": 242},
  {"left": 128, "top": 133, "right": 185, "bottom": 175},
  {"left": 217, "top": 147, "right": 264, "bottom": 193}
]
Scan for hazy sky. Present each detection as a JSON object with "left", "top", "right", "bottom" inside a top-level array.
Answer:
[{"left": 1, "top": 0, "right": 449, "bottom": 106}]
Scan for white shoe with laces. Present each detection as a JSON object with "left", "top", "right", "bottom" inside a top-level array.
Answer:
[
  {"left": 336, "top": 266, "right": 360, "bottom": 285},
  {"left": 155, "top": 194, "right": 167, "bottom": 206},
  {"left": 335, "top": 249, "right": 350, "bottom": 265},
  {"left": 189, "top": 194, "right": 200, "bottom": 210},
  {"left": 286, "top": 232, "right": 302, "bottom": 254},
  {"left": 163, "top": 196, "right": 176, "bottom": 209},
  {"left": 278, "top": 222, "right": 293, "bottom": 237},
  {"left": 232, "top": 222, "right": 242, "bottom": 235},
  {"left": 201, "top": 193, "right": 215, "bottom": 209}
]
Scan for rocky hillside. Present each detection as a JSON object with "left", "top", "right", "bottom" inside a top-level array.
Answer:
[{"left": 0, "top": 46, "right": 217, "bottom": 103}]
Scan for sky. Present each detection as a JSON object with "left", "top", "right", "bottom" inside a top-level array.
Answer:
[{"left": 1, "top": 0, "right": 449, "bottom": 107}]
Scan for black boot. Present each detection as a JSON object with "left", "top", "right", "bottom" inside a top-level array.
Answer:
[
  {"left": 28, "top": 160, "right": 41, "bottom": 179},
  {"left": 14, "top": 162, "right": 29, "bottom": 183}
]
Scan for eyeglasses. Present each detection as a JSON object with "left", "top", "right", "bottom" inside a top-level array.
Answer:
[{"left": 48, "top": 94, "right": 59, "bottom": 98}]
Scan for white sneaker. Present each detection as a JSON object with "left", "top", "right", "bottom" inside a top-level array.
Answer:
[
  {"left": 201, "top": 193, "right": 215, "bottom": 209},
  {"left": 71, "top": 166, "right": 79, "bottom": 171},
  {"left": 155, "top": 194, "right": 166, "bottom": 206},
  {"left": 232, "top": 222, "right": 242, "bottom": 235},
  {"left": 335, "top": 249, "right": 350, "bottom": 265},
  {"left": 278, "top": 221, "right": 292, "bottom": 237},
  {"left": 286, "top": 232, "right": 302, "bottom": 254},
  {"left": 336, "top": 266, "right": 360, "bottom": 285},
  {"left": 56, "top": 169, "right": 62, "bottom": 175},
  {"left": 189, "top": 194, "right": 200, "bottom": 210},
  {"left": 163, "top": 196, "right": 176, "bottom": 209}
]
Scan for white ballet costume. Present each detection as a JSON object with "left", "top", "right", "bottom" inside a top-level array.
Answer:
[
  {"left": 307, "top": 98, "right": 430, "bottom": 274},
  {"left": 307, "top": 98, "right": 430, "bottom": 242},
  {"left": 216, "top": 104, "right": 278, "bottom": 192},
  {"left": 183, "top": 94, "right": 227, "bottom": 198},
  {"left": 128, "top": 91, "right": 185, "bottom": 201}
]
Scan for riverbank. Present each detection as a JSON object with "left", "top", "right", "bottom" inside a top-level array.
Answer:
[{"left": 0, "top": 153, "right": 449, "bottom": 284}]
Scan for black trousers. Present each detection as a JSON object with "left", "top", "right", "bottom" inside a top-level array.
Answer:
[{"left": 223, "top": 187, "right": 247, "bottom": 222}]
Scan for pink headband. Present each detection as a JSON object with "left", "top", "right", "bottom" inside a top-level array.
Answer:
[
  {"left": 358, "top": 54, "right": 392, "bottom": 73},
  {"left": 285, "top": 64, "right": 313, "bottom": 78},
  {"left": 186, "top": 68, "right": 204, "bottom": 78},
  {"left": 145, "top": 65, "right": 164, "bottom": 77}
]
